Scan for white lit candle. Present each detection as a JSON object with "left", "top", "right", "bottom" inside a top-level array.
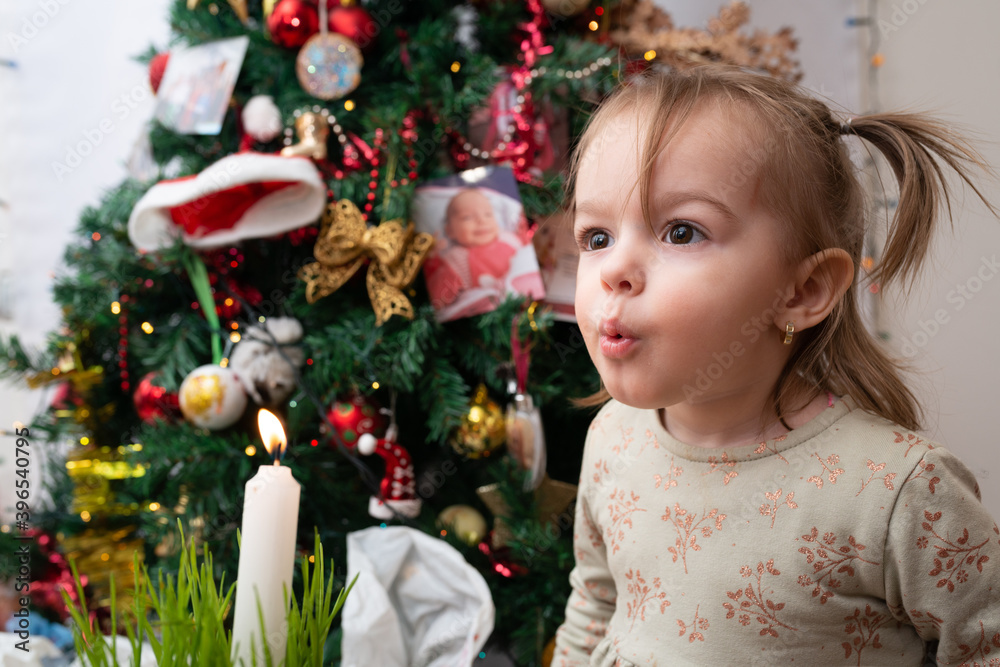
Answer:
[{"left": 231, "top": 409, "right": 301, "bottom": 666}]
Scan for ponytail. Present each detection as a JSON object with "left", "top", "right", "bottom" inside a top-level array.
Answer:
[{"left": 847, "top": 114, "right": 997, "bottom": 291}]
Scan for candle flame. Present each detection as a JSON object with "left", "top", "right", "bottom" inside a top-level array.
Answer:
[{"left": 257, "top": 409, "right": 287, "bottom": 461}]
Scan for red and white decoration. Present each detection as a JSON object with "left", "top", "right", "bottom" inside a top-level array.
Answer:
[
  {"left": 127, "top": 152, "right": 326, "bottom": 252},
  {"left": 357, "top": 424, "right": 421, "bottom": 519}
]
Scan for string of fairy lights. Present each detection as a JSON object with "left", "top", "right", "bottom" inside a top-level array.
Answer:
[{"left": 458, "top": 54, "right": 617, "bottom": 160}]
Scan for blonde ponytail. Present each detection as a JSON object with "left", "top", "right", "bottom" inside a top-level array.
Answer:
[{"left": 848, "top": 114, "right": 997, "bottom": 291}]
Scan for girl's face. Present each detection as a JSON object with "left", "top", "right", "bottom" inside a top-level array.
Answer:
[{"left": 573, "top": 106, "right": 798, "bottom": 410}]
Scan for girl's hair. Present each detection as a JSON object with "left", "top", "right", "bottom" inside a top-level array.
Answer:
[{"left": 569, "top": 65, "right": 995, "bottom": 431}]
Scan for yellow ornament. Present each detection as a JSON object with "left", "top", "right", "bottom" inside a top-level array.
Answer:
[
  {"left": 298, "top": 200, "right": 435, "bottom": 326},
  {"left": 451, "top": 384, "right": 505, "bottom": 459},
  {"left": 437, "top": 504, "right": 488, "bottom": 546},
  {"left": 178, "top": 364, "right": 247, "bottom": 430}
]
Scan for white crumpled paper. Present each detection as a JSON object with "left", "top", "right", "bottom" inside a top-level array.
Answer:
[
  {"left": 341, "top": 526, "right": 494, "bottom": 667},
  {"left": 68, "top": 635, "right": 158, "bottom": 667},
  {"left": 0, "top": 632, "right": 62, "bottom": 666}
]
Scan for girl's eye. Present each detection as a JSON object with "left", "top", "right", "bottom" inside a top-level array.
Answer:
[
  {"left": 578, "top": 229, "right": 614, "bottom": 251},
  {"left": 665, "top": 222, "right": 705, "bottom": 245}
]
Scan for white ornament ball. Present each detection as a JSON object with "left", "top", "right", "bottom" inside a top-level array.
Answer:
[
  {"left": 178, "top": 364, "right": 248, "bottom": 430},
  {"left": 357, "top": 432, "right": 378, "bottom": 455},
  {"left": 242, "top": 95, "right": 284, "bottom": 142}
]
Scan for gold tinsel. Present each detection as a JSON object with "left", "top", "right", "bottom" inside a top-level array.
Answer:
[
  {"left": 59, "top": 527, "right": 144, "bottom": 611},
  {"left": 299, "top": 200, "right": 434, "bottom": 326},
  {"left": 65, "top": 444, "right": 148, "bottom": 516},
  {"left": 28, "top": 340, "right": 111, "bottom": 427},
  {"left": 27, "top": 342, "right": 103, "bottom": 394},
  {"left": 609, "top": 1, "right": 801, "bottom": 81}
]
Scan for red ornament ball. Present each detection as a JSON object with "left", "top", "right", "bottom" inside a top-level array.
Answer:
[
  {"left": 149, "top": 52, "right": 170, "bottom": 94},
  {"left": 326, "top": 393, "right": 387, "bottom": 447},
  {"left": 267, "top": 0, "right": 320, "bottom": 49},
  {"left": 327, "top": 2, "right": 377, "bottom": 52},
  {"left": 133, "top": 372, "right": 180, "bottom": 424}
]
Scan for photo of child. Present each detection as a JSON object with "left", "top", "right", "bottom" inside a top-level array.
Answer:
[
  {"left": 154, "top": 36, "right": 249, "bottom": 135},
  {"left": 413, "top": 166, "right": 545, "bottom": 322}
]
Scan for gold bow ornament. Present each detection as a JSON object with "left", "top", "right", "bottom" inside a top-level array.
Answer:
[{"left": 298, "top": 200, "right": 434, "bottom": 326}]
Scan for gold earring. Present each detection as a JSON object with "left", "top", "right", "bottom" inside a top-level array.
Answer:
[{"left": 783, "top": 321, "right": 795, "bottom": 345}]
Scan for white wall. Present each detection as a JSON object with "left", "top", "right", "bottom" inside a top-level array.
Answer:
[
  {"left": 0, "top": 0, "right": 172, "bottom": 520},
  {"left": 875, "top": 0, "right": 1000, "bottom": 517}
]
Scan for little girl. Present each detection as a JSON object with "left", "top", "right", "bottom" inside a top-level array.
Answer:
[{"left": 554, "top": 66, "right": 1000, "bottom": 666}]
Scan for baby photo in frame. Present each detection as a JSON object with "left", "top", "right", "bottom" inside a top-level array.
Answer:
[
  {"left": 154, "top": 36, "right": 249, "bottom": 135},
  {"left": 413, "top": 166, "right": 545, "bottom": 322}
]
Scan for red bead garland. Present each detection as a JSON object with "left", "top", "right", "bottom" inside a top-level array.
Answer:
[{"left": 117, "top": 294, "right": 130, "bottom": 392}]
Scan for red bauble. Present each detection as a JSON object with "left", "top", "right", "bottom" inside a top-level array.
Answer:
[
  {"left": 267, "top": 0, "right": 320, "bottom": 49},
  {"left": 50, "top": 382, "right": 82, "bottom": 410},
  {"left": 325, "top": 393, "right": 387, "bottom": 447},
  {"left": 327, "top": 2, "right": 376, "bottom": 52},
  {"left": 133, "top": 372, "right": 180, "bottom": 424},
  {"left": 149, "top": 52, "right": 170, "bottom": 94}
]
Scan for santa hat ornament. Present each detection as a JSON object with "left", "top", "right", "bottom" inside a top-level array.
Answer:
[
  {"left": 127, "top": 152, "right": 326, "bottom": 252},
  {"left": 357, "top": 423, "right": 422, "bottom": 520}
]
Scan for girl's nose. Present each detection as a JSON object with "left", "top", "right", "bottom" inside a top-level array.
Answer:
[{"left": 599, "top": 238, "right": 644, "bottom": 295}]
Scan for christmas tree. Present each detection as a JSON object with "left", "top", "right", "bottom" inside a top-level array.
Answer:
[{"left": 0, "top": 1, "right": 799, "bottom": 663}]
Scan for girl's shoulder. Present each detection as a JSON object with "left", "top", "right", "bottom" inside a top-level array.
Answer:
[{"left": 830, "top": 398, "right": 939, "bottom": 462}]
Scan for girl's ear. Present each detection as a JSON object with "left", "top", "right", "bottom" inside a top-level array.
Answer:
[{"left": 781, "top": 249, "right": 854, "bottom": 332}]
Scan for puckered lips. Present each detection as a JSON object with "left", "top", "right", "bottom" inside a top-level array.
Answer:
[{"left": 598, "top": 318, "right": 639, "bottom": 358}]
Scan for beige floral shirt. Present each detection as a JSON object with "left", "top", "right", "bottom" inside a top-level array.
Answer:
[{"left": 554, "top": 397, "right": 1000, "bottom": 666}]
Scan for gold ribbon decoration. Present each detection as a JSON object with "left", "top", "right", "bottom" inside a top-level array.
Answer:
[
  {"left": 299, "top": 200, "right": 434, "bottom": 326},
  {"left": 28, "top": 340, "right": 112, "bottom": 426}
]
